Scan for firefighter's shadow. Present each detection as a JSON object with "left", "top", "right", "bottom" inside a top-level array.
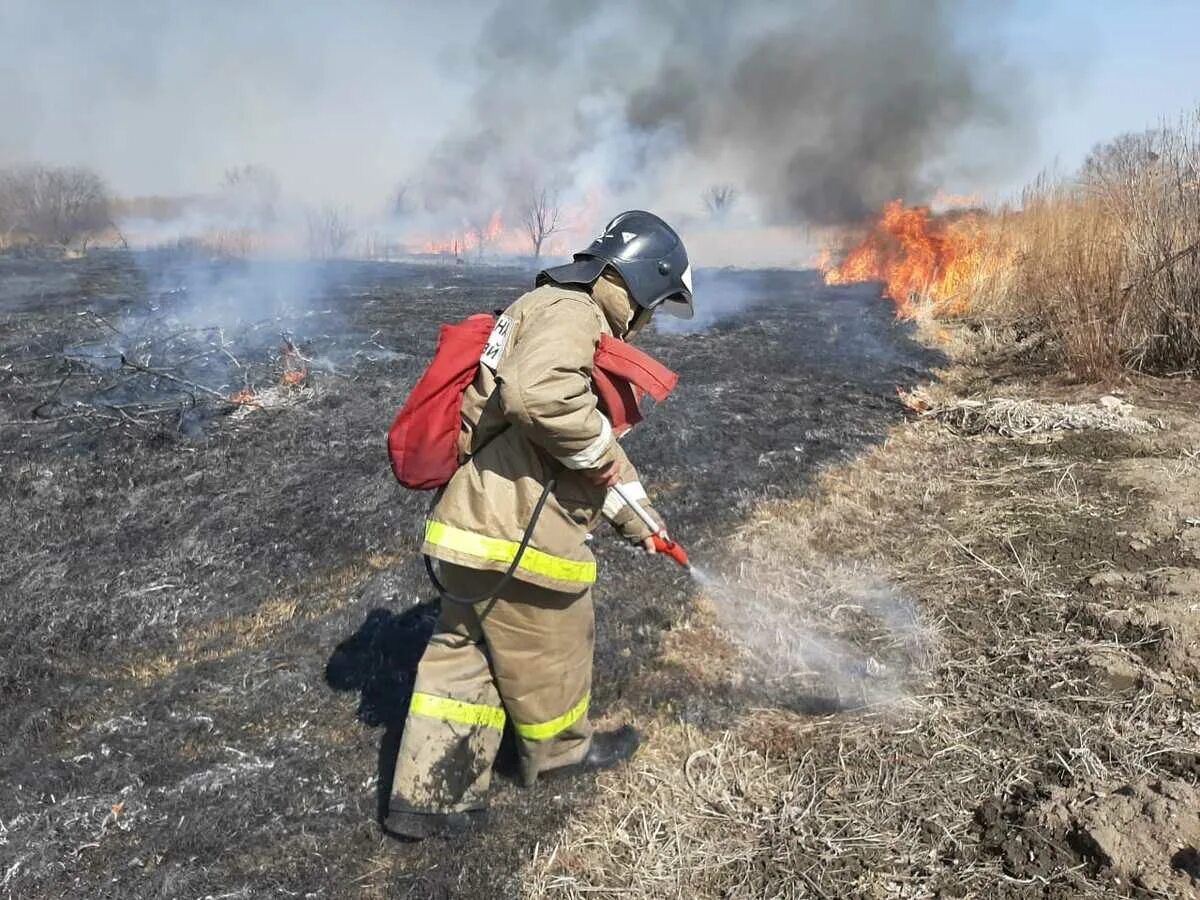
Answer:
[
  {"left": 325, "top": 602, "right": 521, "bottom": 822},
  {"left": 325, "top": 604, "right": 437, "bottom": 821}
]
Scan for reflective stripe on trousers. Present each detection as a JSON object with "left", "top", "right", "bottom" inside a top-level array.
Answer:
[
  {"left": 513, "top": 691, "right": 590, "bottom": 742},
  {"left": 409, "top": 691, "right": 506, "bottom": 731},
  {"left": 424, "top": 520, "right": 597, "bottom": 585},
  {"left": 389, "top": 563, "right": 595, "bottom": 813},
  {"left": 410, "top": 689, "right": 588, "bottom": 742}
]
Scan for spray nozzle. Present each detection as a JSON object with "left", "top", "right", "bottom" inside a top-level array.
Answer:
[
  {"left": 609, "top": 482, "right": 692, "bottom": 572},
  {"left": 650, "top": 533, "right": 691, "bottom": 571}
]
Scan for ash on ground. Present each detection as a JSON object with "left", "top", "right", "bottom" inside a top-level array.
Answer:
[{"left": 0, "top": 253, "right": 941, "bottom": 899}]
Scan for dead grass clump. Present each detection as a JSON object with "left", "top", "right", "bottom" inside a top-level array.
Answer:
[
  {"left": 524, "top": 706, "right": 1113, "bottom": 899},
  {"left": 897, "top": 388, "right": 1160, "bottom": 436}
]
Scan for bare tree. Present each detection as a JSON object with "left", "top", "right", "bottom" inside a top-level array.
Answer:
[
  {"left": 390, "top": 181, "right": 411, "bottom": 219},
  {"left": 305, "top": 205, "right": 355, "bottom": 259},
  {"left": 0, "top": 179, "right": 14, "bottom": 247},
  {"left": 0, "top": 165, "right": 112, "bottom": 248},
  {"left": 702, "top": 183, "right": 738, "bottom": 219},
  {"left": 467, "top": 212, "right": 499, "bottom": 262},
  {"left": 521, "top": 186, "right": 563, "bottom": 261},
  {"left": 222, "top": 164, "right": 280, "bottom": 228}
]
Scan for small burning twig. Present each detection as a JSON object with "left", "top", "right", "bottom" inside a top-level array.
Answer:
[{"left": 278, "top": 334, "right": 310, "bottom": 386}]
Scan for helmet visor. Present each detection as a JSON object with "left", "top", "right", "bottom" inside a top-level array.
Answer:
[{"left": 658, "top": 263, "right": 694, "bottom": 318}]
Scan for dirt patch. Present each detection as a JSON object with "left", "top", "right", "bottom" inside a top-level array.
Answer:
[
  {"left": 975, "top": 785, "right": 1083, "bottom": 886},
  {"left": 1041, "top": 779, "right": 1200, "bottom": 898}
]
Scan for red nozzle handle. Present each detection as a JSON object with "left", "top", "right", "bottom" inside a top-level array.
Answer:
[{"left": 650, "top": 533, "right": 691, "bottom": 569}]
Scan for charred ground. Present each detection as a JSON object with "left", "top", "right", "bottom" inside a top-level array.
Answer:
[{"left": 0, "top": 253, "right": 938, "bottom": 898}]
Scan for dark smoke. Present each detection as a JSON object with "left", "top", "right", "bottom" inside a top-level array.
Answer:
[{"left": 419, "top": 0, "right": 1028, "bottom": 226}]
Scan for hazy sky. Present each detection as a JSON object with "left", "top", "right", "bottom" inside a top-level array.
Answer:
[
  {"left": 0, "top": 0, "right": 480, "bottom": 207},
  {"left": 0, "top": 0, "right": 1196, "bottom": 218},
  {"left": 994, "top": 0, "right": 1200, "bottom": 197}
]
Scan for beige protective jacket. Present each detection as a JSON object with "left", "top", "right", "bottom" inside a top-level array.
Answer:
[{"left": 421, "top": 278, "right": 662, "bottom": 592}]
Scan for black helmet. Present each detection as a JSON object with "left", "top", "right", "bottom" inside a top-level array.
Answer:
[{"left": 538, "top": 210, "right": 694, "bottom": 319}]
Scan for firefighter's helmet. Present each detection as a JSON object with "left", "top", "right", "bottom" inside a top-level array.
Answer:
[{"left": 538, "top": 210, "right": 693, "bottom": 319}]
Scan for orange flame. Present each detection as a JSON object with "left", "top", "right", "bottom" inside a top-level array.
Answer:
[
  {"left": 410, "top": 196, "right": 602, "bottom": 260},
  {"left": 280, "top": 369, "right": 307, "bottom": 386},
  {"left": 820, "top": 200, "right": 992, "bottom": 318},
  {"left": 229, "top": 388, "right": 257, "bottom": 406},
  {"left": 414, "top": 208, "right": 524, "bottom": 257}
]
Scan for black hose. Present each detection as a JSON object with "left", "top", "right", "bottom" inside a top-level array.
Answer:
[{"left": 423, "top": 477, "right": 556, "bottom": 606}]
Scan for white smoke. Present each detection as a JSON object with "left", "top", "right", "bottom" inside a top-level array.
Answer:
[{"left": 0, "top": 0, "right": 1033, "bottom": 244}]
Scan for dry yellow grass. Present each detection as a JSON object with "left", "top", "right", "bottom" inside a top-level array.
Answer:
[
  {"left": 952, "top": 109, "right": 1200, "bottom": 377},
  {"left": 522, "top": 382, "right": 1200, "bottom": 898}
]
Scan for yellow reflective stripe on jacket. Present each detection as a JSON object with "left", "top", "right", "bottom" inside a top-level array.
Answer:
[
  {"left": 514, "top": 692, "right": 590, "bottom": 742},
  {"left": 410, "top": 691, "right": 506, "bottom": 731},
  {"left": 424, "top": 521, "right": 597, "bottom": 585}
]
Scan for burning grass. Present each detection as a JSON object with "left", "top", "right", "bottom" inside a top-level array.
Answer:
[
  {"left": 821, "top": 106, "right": 1200, "bottom": 378},
  {"left": 821, "top": 199, "right": 1007, "bottom": 319}
]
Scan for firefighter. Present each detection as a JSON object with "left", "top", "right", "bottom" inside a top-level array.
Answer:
[{"left": 385, "top": 210, "right": 694, "bottom": 839}]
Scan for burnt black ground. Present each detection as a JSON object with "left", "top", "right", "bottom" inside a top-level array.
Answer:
[{"left": 0, "top": 252, "right": 941, "bottom": 898}]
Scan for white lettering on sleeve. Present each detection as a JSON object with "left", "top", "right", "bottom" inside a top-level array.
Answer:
[{"left": 479, "top": 315, "right": 514, "bottom": 372}]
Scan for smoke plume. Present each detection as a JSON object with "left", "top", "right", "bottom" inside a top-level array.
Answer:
[
  {"left": 1, "top": 0, "right": 1029, "bottom": 242},
  {"left": 420, "top": 0, "right": 1029, "bottom": 226}
]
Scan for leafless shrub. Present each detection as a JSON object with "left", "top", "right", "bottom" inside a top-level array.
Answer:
[
  {"left": 305, "top": 205, "right": 355, "bottom": 259},
  {"left": 702, "top": 183, "right": 738, "bottom": 218},
  {"left": 0, "top": 192, "right": 13, "bottom": 249},
  {"left": 521, "top": 186, "right": 563, "bottom": 261},
  {"left": 0, "top": 164, "right": 112, "bottom": 248},
  {"left": 362, "top": 232, "right": 399, "bottom": 260}
]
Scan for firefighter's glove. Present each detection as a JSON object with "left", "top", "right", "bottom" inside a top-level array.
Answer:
[{"left": 608, "top": 498, "right": 665, "bottom": 545}]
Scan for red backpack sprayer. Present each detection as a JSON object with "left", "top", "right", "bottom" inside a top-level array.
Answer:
[{"left": 387, "top": 313, "right": 694, "bottom": 602}]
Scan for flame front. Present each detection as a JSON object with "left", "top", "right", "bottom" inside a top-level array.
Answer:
[
  {"left": 821, "top": 199, "right": 993, "bottom": 318},
  {"left": 411, "top": 195, "right": 600, "bottom": 260},
  {"left": 415, "top": 209, "right": 529, "bottom": 257}
]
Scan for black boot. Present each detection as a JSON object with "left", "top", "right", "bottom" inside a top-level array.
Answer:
[
  {"left": 383, "top": 808, "right": 488, "bottom": 841},
  {"left": 544, "top": 725, "right": 641, "bottom": 779}
]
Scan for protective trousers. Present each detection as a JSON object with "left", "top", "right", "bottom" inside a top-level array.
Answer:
[{"left": 388, "top": 563, "right": 595, "bottom": 815}]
